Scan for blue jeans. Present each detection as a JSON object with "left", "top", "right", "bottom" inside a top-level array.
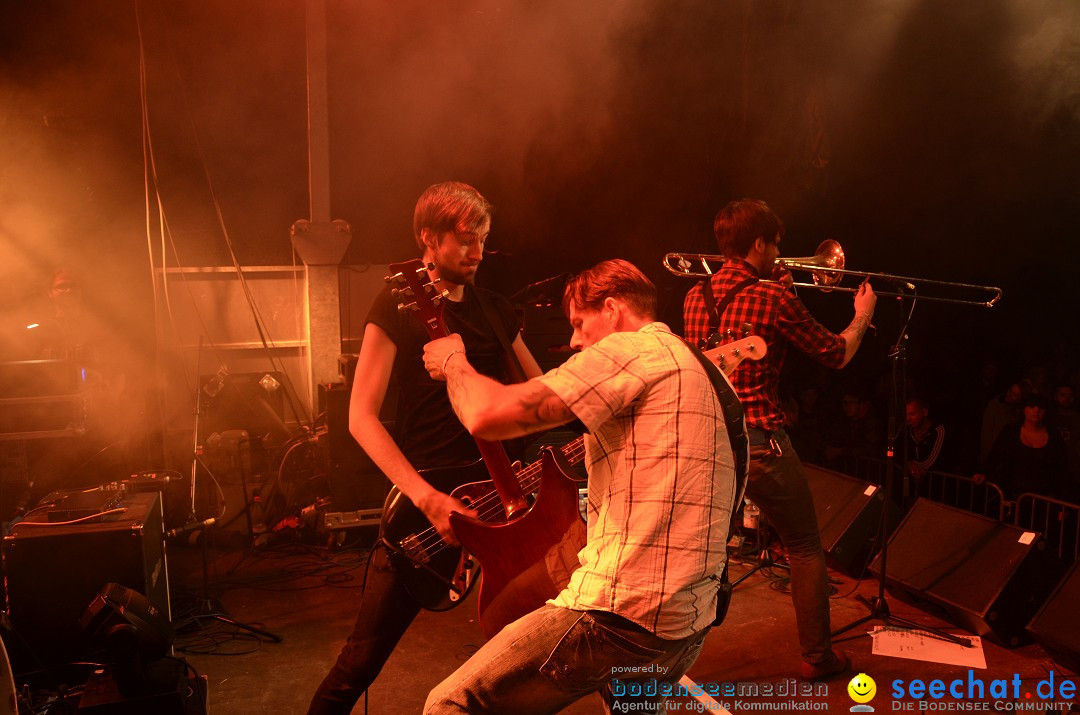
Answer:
[
  {"left": 424, "top": 605, "right": 708, "bottom": 714},
  {"left": 745, "top": 428, "right": 833, "bottom": 665}
]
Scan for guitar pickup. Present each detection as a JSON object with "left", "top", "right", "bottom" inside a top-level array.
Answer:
[{"left": 400, "top": 534, "right": 430, "bottom": 565}]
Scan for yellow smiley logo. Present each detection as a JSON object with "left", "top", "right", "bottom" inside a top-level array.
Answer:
[{"left": 847, "top": 673, "right": 877, "bottom": 704}]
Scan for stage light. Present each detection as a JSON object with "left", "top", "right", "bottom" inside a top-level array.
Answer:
[{"left": 80, "top": 583, "right": 174, "bottom": 695}]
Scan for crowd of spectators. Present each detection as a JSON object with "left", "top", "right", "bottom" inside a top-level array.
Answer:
[{"left": 777, "top": 348, "right": 1080, "bottom": 507}]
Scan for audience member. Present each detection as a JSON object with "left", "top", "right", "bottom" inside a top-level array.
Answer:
[
  {"left": 979, "top": 380, "right": 1027, "bottom": 465},
  {"left": 979, "top": 393, "right": 1069, "bottom": 501},
  {"left": 823, "top": 388, "right": 884, "bottom": 473},
  {"left": 1049, "top": 384, "right": 1080, "bottom": 500},
  {"left": 904, "top": 396, "right": 947, "bottom": 487},
  {"left": 786, "top": 383, "right": 826, "bottom": 465}
]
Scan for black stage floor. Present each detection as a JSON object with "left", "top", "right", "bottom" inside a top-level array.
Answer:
[{"left": 146, "top": 529, "right": 1078, "bottom": 714}]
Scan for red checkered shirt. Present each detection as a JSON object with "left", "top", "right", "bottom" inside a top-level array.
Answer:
[{"left": 683, "top": 259, "right": 846, "bottom": 432}]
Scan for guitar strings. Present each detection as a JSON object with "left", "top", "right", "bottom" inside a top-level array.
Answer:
[
  {"left": 409, "top": 437, "right": 587, "bottom": 557},
  {"left": 406, "top": 438, "right": 587, "bottom": 560}
]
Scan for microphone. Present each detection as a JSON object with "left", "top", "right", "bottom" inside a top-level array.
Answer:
[{"left": 167, "top": 517, "right": 216, "bottom": 539}]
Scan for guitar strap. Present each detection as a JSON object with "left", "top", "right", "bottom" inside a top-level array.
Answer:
[
  {"left": 699, "top": 276, "right": 758, "bottom": 349},
  {"left": 697, "top": 271, "right": 767, "bottom": 625},
  {"left": 471, "top": 285, "right": 528, "bottom": 384},
  {"left": 684, "top": 341, "right": 749, "bottom": 627}
]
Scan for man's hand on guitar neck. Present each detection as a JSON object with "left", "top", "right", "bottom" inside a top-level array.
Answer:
[
  {"left": 424, "top": 333, "right": 468, "bottom": 381},
  {"left": 416, "top": 488, "right": 478, "bottom": 545}
]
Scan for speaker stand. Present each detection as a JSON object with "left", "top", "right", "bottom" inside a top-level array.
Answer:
[{"left": 830, "top": 295, "right": 969, "bottom": 648}]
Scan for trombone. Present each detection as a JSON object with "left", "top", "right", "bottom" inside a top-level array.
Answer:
[{"left": 663, "top": 240, "right": 1002, "bottom": 308}]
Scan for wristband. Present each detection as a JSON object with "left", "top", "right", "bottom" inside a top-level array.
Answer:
[{"left": 441, "top": 349, "right": 465, "bottom": 374}]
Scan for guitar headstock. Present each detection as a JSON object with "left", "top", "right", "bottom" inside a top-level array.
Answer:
[
  {"left": 702, "top": 335, "right": 767, "bottom": 376},
  {"left": 386, "top": 259, "right": 450, "bottom": 339}
]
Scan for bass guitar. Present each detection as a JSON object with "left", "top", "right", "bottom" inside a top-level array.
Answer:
[
  {"left": 379, "top": 259, "right": 536, "bottom": 611},
  {"left": 380, "top": 259, "right": 765, "bottom": 629}
]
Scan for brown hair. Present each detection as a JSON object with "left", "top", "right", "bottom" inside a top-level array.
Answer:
[
  {"left": 713, "top": 199, "right": 785, "bottom": 259},
  {"left": 412, "top": 182, "right": 493, "bottom": 250},
  {"left": 562, "top": 259, "right": 657, "bottom": 320}
]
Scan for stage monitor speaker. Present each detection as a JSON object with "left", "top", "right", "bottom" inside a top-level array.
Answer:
[
  {"left": 869, "top": 498, "right": 1062, "bottom": 647},
  {"left": 319, "top": 383, "right": 390, "bottom": 512},
  {"left": 805, "top": 465, "right": 896, "bottom": 576},
  {"left": 1027, "top": 560, "right": 1080, "bottom": 673},
  {"left": 2, "top": 492, "right": 170, "bottom": 672}
]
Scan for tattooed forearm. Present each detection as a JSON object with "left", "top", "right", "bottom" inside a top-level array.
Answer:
[
  {"left": 439, "top": 354, "right": 572, "bottom": 438},
  {"left": 838, "top": 311, "right": 873, "bottom": 367},
  {"left": 442, "top": 355, "right": 480, "bottom": 427},
  {"left": 841, "top": 312, "right": 871, "bottom": 342},
  {"left": 513, "top": 382, "right": 575, "bottom": 433}
]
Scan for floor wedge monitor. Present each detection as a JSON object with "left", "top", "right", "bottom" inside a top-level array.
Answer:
[
  {"left": 1027, "top": 559, "right": 1080, "bottom": 673},
  {"left": 869, "top": 498, "right": 1062, "bottom": 647},
  {"left": 805, "top": 465, "right": 896, "bottom": 576}
]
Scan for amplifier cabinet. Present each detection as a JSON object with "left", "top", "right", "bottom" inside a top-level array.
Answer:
[{"left": 2, "top": 492, "right": 170, "bottom": 671}]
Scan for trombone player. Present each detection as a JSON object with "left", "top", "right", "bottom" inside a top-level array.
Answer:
[{"left": 682, "top": 198, "right": 876, "bottom": 681}]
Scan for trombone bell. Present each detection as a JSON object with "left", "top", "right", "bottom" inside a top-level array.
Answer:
[{"left": 777, "top": 239, "right": 845, "bottom": 289}]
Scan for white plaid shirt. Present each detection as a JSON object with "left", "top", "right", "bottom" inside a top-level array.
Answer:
[{"left": 536, "top": 322, "right": 736, "bottom": 639}]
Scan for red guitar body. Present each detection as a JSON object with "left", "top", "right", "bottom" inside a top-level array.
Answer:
[{"left": 450, "top": 446, "right": 586, "bottom": 639}]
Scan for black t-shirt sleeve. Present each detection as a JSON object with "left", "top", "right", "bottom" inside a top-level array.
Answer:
[
  {"left": 365, "top": 284, "right": 409, "bottom": 344},
  {"left": 357, "top": 282, "right": 522, "bottom": 470}
]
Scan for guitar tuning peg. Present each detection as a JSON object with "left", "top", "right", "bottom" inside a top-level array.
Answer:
[
  {"left": 384, "top": 271, "right": 404, "bottom": 284},
  {"left": 725, "top": 328, "right": 736, "bottom": 341},
  {"left": 740, "top": 323, "right": 753, "bottom": 337},
  {"left": 391, "top": 287, "right": 414, "bottom": 300}
]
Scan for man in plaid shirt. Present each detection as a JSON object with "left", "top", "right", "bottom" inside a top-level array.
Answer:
[
  {"left": 684, "top": 199, "right": 876, "bottom": 681},
  {"left": 423, "top": 259, "right": 736, "bottom": 714}
]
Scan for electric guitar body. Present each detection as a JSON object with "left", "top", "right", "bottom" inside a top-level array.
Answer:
[{"left": 450, "top": 446, "right": 587, "bottom": 638}]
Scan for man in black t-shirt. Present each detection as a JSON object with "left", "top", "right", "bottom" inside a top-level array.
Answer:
[{"left": 309, "top": 182, "right": 542, "bottom": 715}]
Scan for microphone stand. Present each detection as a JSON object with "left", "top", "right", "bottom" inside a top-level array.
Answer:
[
  {"left": 177, "top": 338, "right": 282, "bottom": 644},
  {"left": 830, "top": 292, "right": 968, "bottom": 646},
  {"left": 732, "top": 513, "right": 789, "bottom": 588}
]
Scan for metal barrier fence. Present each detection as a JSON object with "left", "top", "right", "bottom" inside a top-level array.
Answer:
[
  {"left": 1013, "top": 493, "right": 1080, "bottom": 564},
  {"left": 840, "top": 457, "right": 1007, "bottom": 520},
  {"left": 836, "top": 457, "right": 1079, "bottom": 565},
  {"left": 920, "top": 470, "right": 1007, "bottom": 521}
]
